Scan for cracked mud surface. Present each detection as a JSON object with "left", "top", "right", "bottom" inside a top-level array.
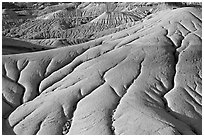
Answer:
[{"left": 2, "top": 3, "right": 202, "bottom": 135}]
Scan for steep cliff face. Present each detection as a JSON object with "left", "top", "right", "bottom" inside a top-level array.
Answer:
[{"left": 2, "top": 3, "right": 202, "bottom": 135}]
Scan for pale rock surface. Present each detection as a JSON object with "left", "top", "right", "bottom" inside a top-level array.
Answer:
[{"left": 2, "top": 7, "right": 202, "bottom": 135}]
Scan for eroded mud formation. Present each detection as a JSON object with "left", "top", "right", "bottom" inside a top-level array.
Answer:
[{"left": 2, "top": 2, "right": 202, "bottom": 135}]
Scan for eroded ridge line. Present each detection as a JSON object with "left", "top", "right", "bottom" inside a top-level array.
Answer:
[
  {"left": 40, "top": 40, "right": 119, "bottom": 93},
  {"left": 61, "top": 82, "right": 106, "bottom": 135},
  {"left": 162, "top": 29, "right": 199, "bottom": 134},
  {"left": 62, "top": 55, "right": 129, "bottom": 135},
  {"left": 110, "top": 57, "right": 145, "bottom": 135}
]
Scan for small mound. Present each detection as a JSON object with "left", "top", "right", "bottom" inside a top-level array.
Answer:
[
  {"left": 37, "top": 3, "right": 75, "bottom": 16},
  {"left": 36, "top": 10, "right": 62, "bottom": 20},
  {"left": 90, "top": 11, "right": 140, "bottom": 24}
]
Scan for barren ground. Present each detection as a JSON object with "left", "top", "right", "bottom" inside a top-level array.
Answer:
[{"left": 2, "top": 2, "right": 202, "bottom": 135}]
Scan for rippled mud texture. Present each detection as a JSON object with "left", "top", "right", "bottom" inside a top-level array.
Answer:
[{"left": 2, "top": 2, "right": 202, "bottom": 135}]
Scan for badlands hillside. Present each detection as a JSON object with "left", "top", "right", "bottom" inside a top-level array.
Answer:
[{"left": 2, "top": 2, "right": 202, "bottom": 135}]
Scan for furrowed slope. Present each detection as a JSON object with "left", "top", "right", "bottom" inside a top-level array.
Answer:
[
  {"left": 2, "top": 7, "right": 202, "bottom": 135},
  {"left": 6, "top": 11, "right": 143, "bottom": 48},
  {"left": 3, "top": 2, "right": 150, "bottom": 48},
  {"left": 2, "top": 9, "right": 35, "bottom": 31}
]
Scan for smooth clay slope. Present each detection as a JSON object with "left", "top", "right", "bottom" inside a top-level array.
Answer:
[{"left": 2, "top": 7, "right": 202, "bottom": 135}]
